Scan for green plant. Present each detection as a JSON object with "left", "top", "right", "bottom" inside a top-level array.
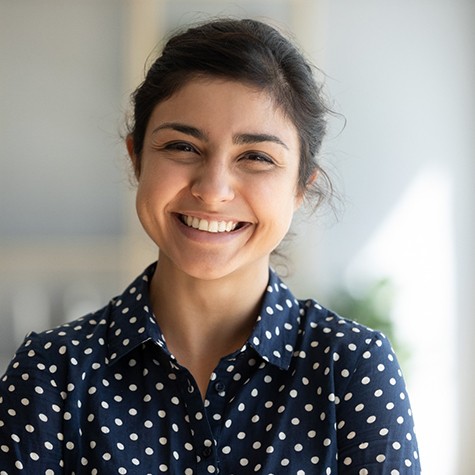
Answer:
[{"left": 327, "top": 278, "right": 411, "bottom": 367}]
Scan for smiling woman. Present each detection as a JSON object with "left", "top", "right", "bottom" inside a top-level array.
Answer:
[
  {"left": 0, "top": 18, "right": 421, "bottom": 474},
  {"left": 129, "top": 78, "right": 301, "bottom": 286}
]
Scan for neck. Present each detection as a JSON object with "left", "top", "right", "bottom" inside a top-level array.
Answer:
[{"left": 149, "top": 255, "right": 270, "bottom": 395}]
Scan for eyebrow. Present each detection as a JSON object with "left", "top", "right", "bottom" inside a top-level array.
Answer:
[
  {"left": 151, "top": 122, "right": 289, "bottom": 150},
  {"left": 151, "top": 122, "right": 206, "bottom": 141},
  {"left": 233, "top": 133, "right": 289, "bottom": 150}
]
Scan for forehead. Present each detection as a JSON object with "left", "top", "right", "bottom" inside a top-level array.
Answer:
[{"left": 146, "top": 77, "right": 299, "bottom": 146}]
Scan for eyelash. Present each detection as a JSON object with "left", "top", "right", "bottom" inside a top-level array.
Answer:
[
  {"left": 242, "top": 152, "right": 274, "bottom": 165},
  {"left": 164, "top": 142, "right": 197, "bottom": 153},
  {"left": 163, "top": 142, "right": 275, "bottom": 166}
]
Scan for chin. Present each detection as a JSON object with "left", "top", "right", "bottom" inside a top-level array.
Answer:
[{"left": 178, "top": 261, "right": 239, "bottom": 282}]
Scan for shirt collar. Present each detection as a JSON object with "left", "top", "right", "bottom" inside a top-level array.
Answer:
[
  {"left": 246, "top": 269, "right": 301, "bottom": 370},
  {"left": 106, "top": 262, "right": 165, "bottom": 365},
  {"left": 106, "top": 264, "right": 301, "bottom": 371}
]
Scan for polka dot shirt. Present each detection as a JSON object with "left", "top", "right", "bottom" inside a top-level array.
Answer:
[{"left": 0, "top": 263, "right": 420, "bottom": 474}]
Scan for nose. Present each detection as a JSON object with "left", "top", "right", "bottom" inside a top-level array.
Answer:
[{"left": 191, "top": 160, "right": 235, "bottom": 204}]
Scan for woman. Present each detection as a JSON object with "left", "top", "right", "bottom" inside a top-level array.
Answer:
[{"left": 0, "top": 18, "right": 420, "bottom": 474}]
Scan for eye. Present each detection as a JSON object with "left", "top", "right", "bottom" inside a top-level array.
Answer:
[
  {"left": 241, "top": 152, "right": 275, "bottom": 166},
  {"left": 164, "top": 141, "right": 197, "bottom": 153}
]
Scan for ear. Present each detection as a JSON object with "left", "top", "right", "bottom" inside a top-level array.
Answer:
[
  {"left": 307, "top": 170, "right": 318, "bottom": 186},
  {"left": 295, "top": 170, "right": 318, "bottom": 209},
  {"left": 126, "top": 134, "right": 140, "bottom": 178}
]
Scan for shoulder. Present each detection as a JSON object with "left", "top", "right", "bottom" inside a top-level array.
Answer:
[
  {"left": 28, "top": 304, "right": 112, "bottom": 351},
  {"left": 260, "top": 270, "right": 395, "bottom": 375},
  {"left": 293, "top": 298, "right": 406, "bottom": 401},
  {"left": 1, "top": 304, "right": 113, "bottom": 391},
  {"left": 3, "top": 263, "right": 159, "bottom": 383},
  {"left": 298, "top": 298, "right": 393, "bottom": 362},
  {"left": 296, "top": 299, "right": 413, "bottom": 418}
]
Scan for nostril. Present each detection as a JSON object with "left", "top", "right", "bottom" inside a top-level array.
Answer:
[{"left": 190, "top": 173, "right": 235, "bottom": 203}]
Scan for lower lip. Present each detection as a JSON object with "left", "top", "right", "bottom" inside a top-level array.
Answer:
[{"left": 173, "top": 214, "right": 250, "bottom": 243}]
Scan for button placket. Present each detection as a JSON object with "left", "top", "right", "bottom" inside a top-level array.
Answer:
[
  {"left": 201, "top": 445, "right": 212, "bottom": 458},
  {"left": 214, "top": 381, "right": 226, "bottom": 394},
  {"left": 176, "top": 370, "right": 219, "bottom": 474}
]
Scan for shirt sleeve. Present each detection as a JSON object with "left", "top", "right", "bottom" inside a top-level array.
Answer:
[
  {"left": 335, "top": 332, "right": 421, "bottom": 474},
  {"left": 0, "top": 333, "right": 65, "bottom": 473}
]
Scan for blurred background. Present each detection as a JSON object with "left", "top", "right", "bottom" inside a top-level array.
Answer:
[{"left": 1, "top": 0, "right": 474, "bottom": 473}]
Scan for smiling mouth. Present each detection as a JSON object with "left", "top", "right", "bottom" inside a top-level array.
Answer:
[{"left": 179, "top": 214, "right": 245, "bottom": 233}]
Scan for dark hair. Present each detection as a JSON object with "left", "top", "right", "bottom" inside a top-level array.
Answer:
[{"left": 128, "top": 18, "right": 333, "bottom": 209}]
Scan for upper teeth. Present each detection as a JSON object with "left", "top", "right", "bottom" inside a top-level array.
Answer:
[{"left": 184, "top": 215, "right": 238, "bottom": 233}]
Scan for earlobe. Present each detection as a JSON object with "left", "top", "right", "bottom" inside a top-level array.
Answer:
[
  {"left": 295, "top": 170, "right": 318, "bottom": 209},
  {"left": 307, "top": 170, "right": 318, "bottom": 187},
  {"left": 126, "top": 135, "right": 140, "bottom": 178}
]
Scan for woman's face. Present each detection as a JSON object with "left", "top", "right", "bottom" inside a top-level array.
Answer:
[{"left": 129, "top": 77, "right": 302, "bottom": 281}]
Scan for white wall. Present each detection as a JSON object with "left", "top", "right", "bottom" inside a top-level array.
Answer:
[
  {"left": 0, "top": 0, "right": 130, "bottom": 371},
  {"left": 0, "top": 0, "right": 126, "bottom": 238}
]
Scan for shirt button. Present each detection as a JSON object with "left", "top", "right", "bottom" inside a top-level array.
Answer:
[
  {"left": 201, "top": 446, "right": 212, "bottom": 458},
  {"left": 214, "top": 382, "right": 225, "bottom": 393}
]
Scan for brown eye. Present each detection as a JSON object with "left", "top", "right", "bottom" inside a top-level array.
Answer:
[
  {"left": 242, "top": 152, "right": 274, "bottom": 165},
  {"left": 165, "top": 142, "right": 197, "bottom": 153}
]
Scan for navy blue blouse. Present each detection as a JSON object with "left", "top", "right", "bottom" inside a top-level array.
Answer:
[{"left": 0, "top": 263, "right": 420, "bottom": 474}]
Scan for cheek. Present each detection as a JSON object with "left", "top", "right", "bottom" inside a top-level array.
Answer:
[
  {"left": 136, "top": 164, "right": 169, "bottom": 202},
  {"left": 269, "top": 174, "right": 300, "bottom": 210},
  {"left": 135, "top": 176, "right": 163, "bottom": 223},
  {"left": 134, "top": 185, "right": 152, "bottom": 232},
  {"left": 254, "top": 182, "right": 298, "bottom": 229}
]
